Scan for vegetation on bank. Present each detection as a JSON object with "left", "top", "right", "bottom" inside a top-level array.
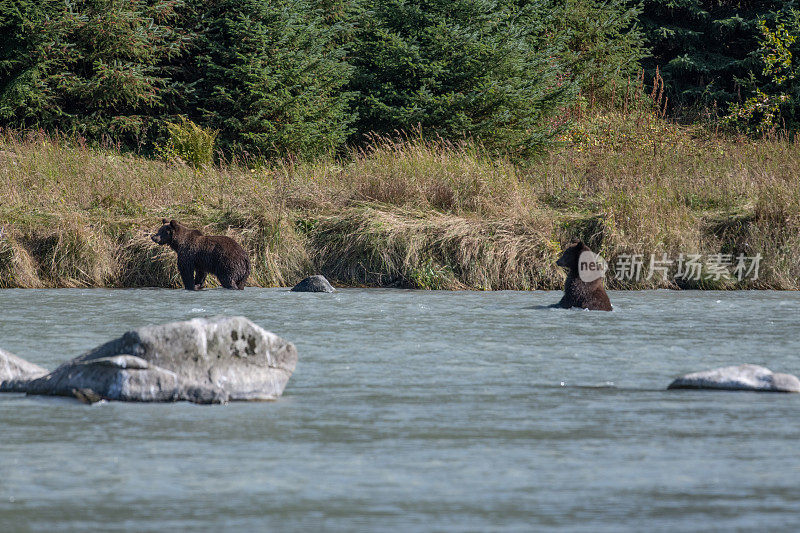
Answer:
[
  {"left": 2, "top": 1, "right": 799, "bottom": 290},
  {"left": 7, "top": 1, "right": 800, "bottom": 151},
  {"left": 0, "top": 0, "right": 609, "bottom": 157},
  {"left": 1, "top": 100, "right": 798, "bottom": 290}
]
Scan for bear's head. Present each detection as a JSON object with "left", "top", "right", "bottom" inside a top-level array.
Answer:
[
  {"left": 151, "top": 218, "right": 180, "bottom": 246},
  {"left": 556, "top": 238, "right": 591, "bottom": 273}
]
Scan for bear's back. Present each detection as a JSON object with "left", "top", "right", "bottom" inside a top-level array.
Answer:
[{"left": 560, "top": 275, "right": 612, "bottom": 311}]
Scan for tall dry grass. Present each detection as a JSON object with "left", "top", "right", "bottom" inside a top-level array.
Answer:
[{"left": 0, "top": 114, "right": 799, "bottom": 289}]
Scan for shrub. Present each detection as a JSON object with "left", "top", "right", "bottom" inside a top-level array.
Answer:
[
  {"left": 724, "top": 13, "right": 800, "bottom": 135},
  {"left": 160, "top": 118, "right": 218, "bottom": 167}
]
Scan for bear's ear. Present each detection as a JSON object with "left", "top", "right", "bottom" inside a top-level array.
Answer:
[
  {"left": 162, "top": 218, "right": 168, "bottom": 225},
  {"left": 170, "top": 219, "right": 178, "bottom": 228}
]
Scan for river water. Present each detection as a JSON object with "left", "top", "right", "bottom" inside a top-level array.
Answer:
[{"left": 0, "top": 289, "right": 799, "bottom": 531}]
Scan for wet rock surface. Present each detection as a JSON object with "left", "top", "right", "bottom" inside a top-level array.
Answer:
[
  {"left": 291, "top": 275, "right": 335, "bottom": 293},
  {"left": 668, "top": 364, "right": 800, "bottom": 393},
  {"left": 1, "top": 316, "right": 297, "bottom": 404},
  {"left": 0, "top": 348, "right": 48, "bottom": 390}
]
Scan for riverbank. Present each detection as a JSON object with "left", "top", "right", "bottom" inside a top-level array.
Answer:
[{"left": 1, "top": 113, "right": 798, "bottom": 290}]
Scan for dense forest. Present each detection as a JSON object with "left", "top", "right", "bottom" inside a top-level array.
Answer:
[{"left": 3, "top": 0, "right": 800, "bottom": 158}]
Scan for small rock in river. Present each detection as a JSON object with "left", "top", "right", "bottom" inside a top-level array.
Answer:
[
  {"left": 291, "top": 275, "right": 335, "bottom": 293},
  {"left": 668, "top": 364, "right": 800, "bottom": 393}
]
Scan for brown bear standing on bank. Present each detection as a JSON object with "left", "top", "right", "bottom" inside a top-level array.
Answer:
[
  {"left": 554, "top": 239, "right": 612, "bottom": 311},
  {"left": 152, "top": 219, "right": 250, "bottom": 290}
]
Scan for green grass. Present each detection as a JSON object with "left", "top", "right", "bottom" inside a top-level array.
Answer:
[{"left": 0, "top": 115, "right": 798, "bottom": 290}]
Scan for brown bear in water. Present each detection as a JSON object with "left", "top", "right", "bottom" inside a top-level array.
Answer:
[
  {"left": 554, "top": 239, "right": 612, "bottom": 311},
  {"left": 151, "top": 219, "right": 250, "bottom": 290}
]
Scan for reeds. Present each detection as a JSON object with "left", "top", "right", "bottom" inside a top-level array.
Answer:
[{"left": 0, "top": 116, "right": 798, "bottom": 289}]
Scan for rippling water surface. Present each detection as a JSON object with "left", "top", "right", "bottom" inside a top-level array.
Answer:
[{"left": 1, "top": 289, "right": 799, "bottom": 531}]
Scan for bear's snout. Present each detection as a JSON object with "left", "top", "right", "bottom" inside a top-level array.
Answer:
[
  {"left": 151, "top": 234, "right": 161, "bottom": 244},
  {"left": 556, "top": 256, "right": 566, "bottom": 267}
]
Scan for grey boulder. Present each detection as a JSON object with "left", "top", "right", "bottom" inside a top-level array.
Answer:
[
  {"left": 5, "top": 316, "right": 297, "bottom": 404},
  {"left": 291, "top": 274, "right": 335, "bottom": 293},
  {"left": 0, "top": 348, "right": 47, "bottom": 388},
  {"left": 668, "top": 364, "right": 800, "bottom": 393}
]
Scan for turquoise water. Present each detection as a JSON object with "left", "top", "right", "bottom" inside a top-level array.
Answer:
[{"left": 1, "top": 289, "right": 799, "bottom": 531}]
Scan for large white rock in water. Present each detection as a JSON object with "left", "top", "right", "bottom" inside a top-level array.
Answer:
[
  {"left": 8, "top": 317, "right": 297, "bottom": 404},
  {"left": 668, "top": 364, "right": 800, "bottom": 393},
  {"left": 0, "top": 348, "right": 47, "bottom": 384}
]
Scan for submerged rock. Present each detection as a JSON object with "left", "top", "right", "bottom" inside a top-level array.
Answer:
[
  {"left": 72, "top": 388, "right": 104, "bottom": 405},
  {"left": 0, "top": 348, "right": 47, "bottom": 389},
  {"left": 668, "top": 364, "right": 800, "bottom": 393},
  {"left": 7, "top": 316, "right": 297, "bottom": 404},
  {"left": 291, "top": 274, "right": 335, "bottom": 293}
]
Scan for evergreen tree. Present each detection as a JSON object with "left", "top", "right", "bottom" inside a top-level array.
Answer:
[
  {"left": 188, "top": 0, "right": 355, "bottom": 159},
  {"left": 553, "top": 0, "right": 648, "bottom": 97},
  {"left": 0, "top": 0, "right": 652, "bottom": 156},
  {"left": 0, "top": 0, "right": 190, "bottom": 143},
  {"left": 346, "top": 0, "right": 576, "bottom": 156},
  {"left": 639, "top": 0, "right": 796, "bottom": 116}
]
